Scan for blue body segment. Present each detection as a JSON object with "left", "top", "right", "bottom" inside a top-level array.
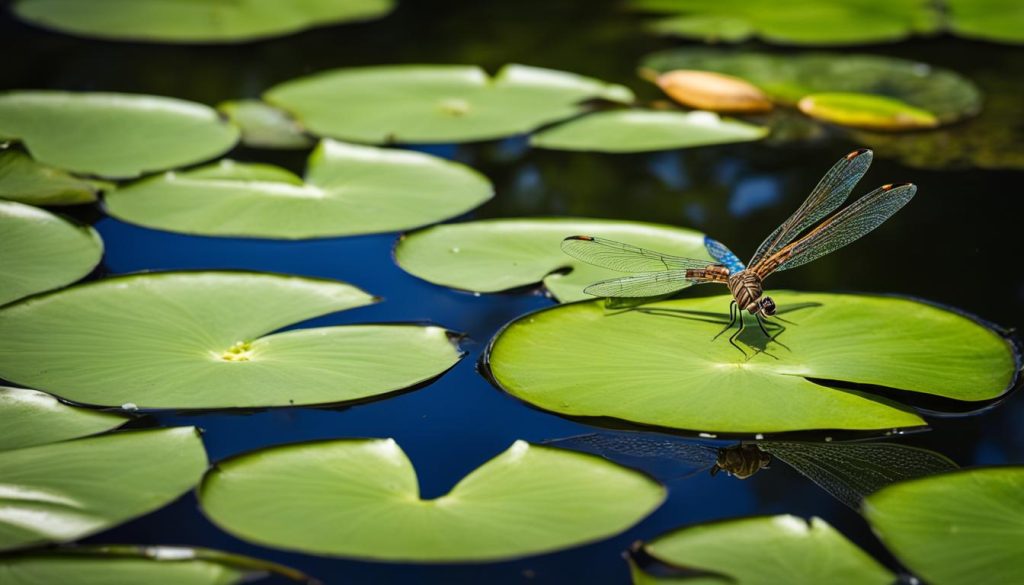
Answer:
[{"left": 704, "top": 236, "right": 746, "bottom": 273}]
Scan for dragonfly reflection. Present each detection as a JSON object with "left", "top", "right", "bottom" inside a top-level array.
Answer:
[
  {"left": 548, "top": 432, "right": 956, "bottom": 510},
  {"left": 561, "top": 149, "right": 915, "bottom": 353}
]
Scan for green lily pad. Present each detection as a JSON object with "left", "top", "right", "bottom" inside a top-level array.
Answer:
[
  {"left": 864, "top": 466, "right": 1024, "bottom": 585},
  {"left": 105, "top": 139, "right": 492, "bottom": 239},
  {"left": 629, "top": 0, "right": 940, "bottom": 45},
  {"left": 0, "top": 546, "right": 311, "bottom": 585},
  {"left": 0, "top": 150, "right": 103, "bottom": 205},
  {"left": 12, "top": 0, "right": 395, "bottom": 43},
  {"left": 0, "top": 427, "right": 206, "bottom": 551},
  {"left": 639, "top": 49, "right": 981, "bottom": 125},
  {"left": 798, "top": 92, "right": 939, "bottom": 131},
  {"left": 946, "top": 0, "right": 1024, "bottom": 44},
  {"left": 199, "top": 438, "right": 664, "bottom": 562},
  {"left": 0, "top": 272, "right": 462, "bottom": 409},
  {"left": 0, "top": 91, "right": 239, "bottom": 178},
  {"left": 217, "top": 100, "right": 313, "bottom": 150},
  {"left": 486, "top": 293, "right": 1017, "bottom": 433},
  {"left": 529, "top": 110, "right": 767, "bottom": 153},
  {"left": 636, "top": 515, "right": 894, "bottom": 585},
  {"left": 395, "top": 219, "right": 708, "bottom": 302},
  {"left": 629, "top": 558, "right": 730, "bottom": 585},
  {"left": 0, "top": 386, "right": 126, "bottom": 451},
  {"left": 265, "top": 64, "right": 634, "bottom": 144},
  {"left": 0, "top": 200, "right": 103, "bottom": 306}
]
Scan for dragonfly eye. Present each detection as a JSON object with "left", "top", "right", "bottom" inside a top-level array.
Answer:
[{"left": 760, "top": 297, "right": 777, "bottom": 316}]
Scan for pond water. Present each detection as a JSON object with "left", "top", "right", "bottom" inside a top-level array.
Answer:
[{"left": 2, "top": 1, "right": 1023, "bottom": 583}]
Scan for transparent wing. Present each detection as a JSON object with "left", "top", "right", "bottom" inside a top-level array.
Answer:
[
  {"left": 748, "top": 148, "right": 873, "bottom": 267},
  {"left": 562, "top": 235, "right": 714, "bottom": 273},
  {"left": 704, "top": 236, "right": 745, "bottom": 273},
  {"left": 584, "top": 270, "right": 711, "bottom": 298},
  {"left": 762, "top": 441, "right": 958, "bottom": 510},
  {"left": 545, "top": 433, "right": 719, "bottom": 479},
  {"left": 757, "top": 183, "right": 916, "bottom": 275}
]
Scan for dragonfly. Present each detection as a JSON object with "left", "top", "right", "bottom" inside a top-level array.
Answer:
[
  {"left": 561, "top": 148, "right": 915, "bottom": 352},
  {"left": 547, "top": 432, "right": 957, "bottom": 510}
]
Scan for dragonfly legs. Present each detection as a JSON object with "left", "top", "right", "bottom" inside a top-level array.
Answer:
[
  {"left": 713, "top": 301, "right": 739, "bottom": 341},
  {"left": 728, "top": 312, "right": 747, "bottom": 356},
  {"left": 714, "top": 301, "right": 789, "bottom": 358}
]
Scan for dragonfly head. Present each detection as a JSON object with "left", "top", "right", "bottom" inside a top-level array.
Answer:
[{"left": 758, "top": 296, "right": 777, "bottom": 316}]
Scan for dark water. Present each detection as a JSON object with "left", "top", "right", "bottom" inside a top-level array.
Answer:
[{"left": 2, "top": 1, "right": 1023, "bottom": 583}]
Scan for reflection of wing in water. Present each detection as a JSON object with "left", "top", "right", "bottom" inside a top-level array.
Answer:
[
  {"left": 760, "top": 441, "right": 958, "bottom": 510},
  {"left": 544, "top": 433, "right": 719, "bottom": 480}
]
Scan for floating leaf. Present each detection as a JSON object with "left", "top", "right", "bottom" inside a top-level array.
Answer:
[
  {"left": 639, "top": 49, "right": 981, "bottom": 124},
  {"left": 864, "top": 466, "right": 1024, "bottom": 585},
  {"left": 12, "top": 0, "right": 395, "bottom": 43},
  {"left": 945, "top": 0, "right": 1024, "bottom": 44},
  {"left": 635, "top": 515, "right": 894, "bottom": 585},
  {"left": 798, "top": 92, "right": 939, "bottom": 131},
  {"left": 530, "top": 110, "right": 767, "bottom": 153},
  {"left": 0, "top": 386, "right": 126, "bottom": 451},
  {"left": 200, "top": 438, "right": 664, "bottom": 562},
  {"left": 656, "top": 70, "right": 774, "bottom": 113},
  {"left": 265, "top": 64, "right": 634, "bottom": 144},
  {"left": 217, "top": 100, "right": 313, "bottom": 150},
  {"left": 0, "top": 546, "right": 311, "bottom": 585},
  {"left": 0, "top": 200, "right": 103, "bottom": 306},
  {"left": 0, "top": 92, "right": 239, "bottom": 178},
  {"left": 0, "top": 150, "right": 102, "bottom": 205},
  {"left": 105, "top": 140, "right": 493, "bottom": 239},
  {"left": 0, "top": 427, "right": 206, "bottom": 551},
  {"left": 486, "top": 293, "right": 1016, "bottom": 433},
  {"left": 395, "top": 218, "right": 708, "bottom": 302},
  {"left": 630, "top": 0, "right": 940, "bottom": 45},
  {"left": 0, "top": 272, "right": 462, "bottom": 409}
]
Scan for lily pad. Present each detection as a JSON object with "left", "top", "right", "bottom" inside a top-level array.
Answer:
[
  {"left": 12, "top": 0, "right": 395, "bottom": 43},
  {"left": 656, "top": 70, "right": 774, "bottom": 113},
  {"left": 0, "top": 91, "right": 239, "bottom": 178},
  {"left": 798, "top": 93, "right": 939, "bottom": 131},
  {"left": 0, "top": 427, "right": 206, "bottom": 551},
  {"left": 0, "top": 150, "right": 103, "bottom": 205},
  {"left": 217, "top": 100, "right": 313, "bottom": 150},
  {"left": 946, "top": 0, "right": 1024, "bottom": 44},
  {"left": 0, "top": 546, "right": 311, "bottom": 585},
  {"left": 0, "top": 386, "right": 126, "bottom": 451},
  {"left": 529, "top": 110, "right": 767, "bottom": 153},
  {"left": 105, "top": 139, "right": 493, "bottom": 239},
  {"left": 486, "top": 293, "right": 1017, "bottom": 433},
  {"left": 635, "top": 515, "right": 894, "bottom": 585},
  {"left": 0, "top": 200, "right": 103, "bottom": 306},
  {"left": 629, "top": 0, "right": 940, "bottom": 45},
  {"left": 864, "top": 466, "right": 1024, "bottom": 585},
  {"left": 264, "top": 64, "right": 634, "bottom": 144},
  {"left": 394, "top": 218, "right": 709, "bottom": 302},
  {"left": 639, "top": 49, "right": 981, "bottom": 124},
  {"left": 0, "top": 272, "right": 462, "bottom": 409},
  {"left": 199, "top": 438, "right": 664, "bottom": 562}
]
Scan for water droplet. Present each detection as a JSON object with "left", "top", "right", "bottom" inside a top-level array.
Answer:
[
  {"left": 121, "top": 402, "right": 138, "bottom": 412},
  {"left": 450, "top": 246, "right": 461, "bottom": 253}
]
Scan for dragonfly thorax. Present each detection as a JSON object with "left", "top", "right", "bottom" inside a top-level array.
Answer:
[{"left": 727, "top": 270, "right": 769, "bottom": 314}]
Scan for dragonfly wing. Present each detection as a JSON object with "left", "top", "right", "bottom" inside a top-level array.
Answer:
[
  {"left": 748, "top": 148, "right": 873, "bottom": 267},
  {"left": 562, "top": 235, "right": 714, "bottom": 273},
  {"left": 756, "top": 183, "right": 916, "bottom": 275},
  {"left": 583, "top": 270, "right": 709, "bottom": 298},
  {"left": 704, "top": 236, "right": 746, "bottom": 272},
  {"left": 544, "top": 433, "right": 719, "bottom": 480},
  {"left": 762, "top": 441, "right": 958, "bottom": 510}
]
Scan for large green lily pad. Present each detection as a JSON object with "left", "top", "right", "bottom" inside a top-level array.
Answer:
[
  {"left": 395, "top": 219, "right": 708, "bottom": 302},
  {"left": 0, "top": 200, "right": 103, "bottom": 306},
  {"left": 864, "top": 467, "right": 1024, "bottom": 585},
  {"left": 200, "top": 438, "right": 664, "bottom": 561},
  {"left": 530, "top": 110, "right": 767, "bottom": 152},
  {"left": 264, "top": 64, "right": 634, "bottom": 144},
  {"left": 12, "top": 0, "right": 395, "bottom": 43},
  {"left": 486, "top": 293, "right": 1017, "bottom": 433},
  {"left": 217, "top": 100, "right": 314, "bottom": 150},
  {"left": 0, "top": 427, "right": 206, "bottom": 551},
  {"left": 0, "top": 546, "right": 311, "bottom": 585},
  {"left": 105, "top": 139, "right": 493, "bottom": 239},
  {"left": 639, "top": 49, "right": 981, "bottom": 125},
  {"left": 0, "top": 272, "right": 462, "bottom": 409},
  {"left": 0, "top": 150, "right": 104, "bottom": 205},
  {"left": 0, "top": 92, "right": 239, "bottom": 178},
  {"left": 629, "top": 0, "right": 939, "bottom": 45},
  {"left": 0, "top": 386, "right": 126, "bottom": 451},
  {"left": 635, "top": 515, "right": 894, "bottom": 585}
]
